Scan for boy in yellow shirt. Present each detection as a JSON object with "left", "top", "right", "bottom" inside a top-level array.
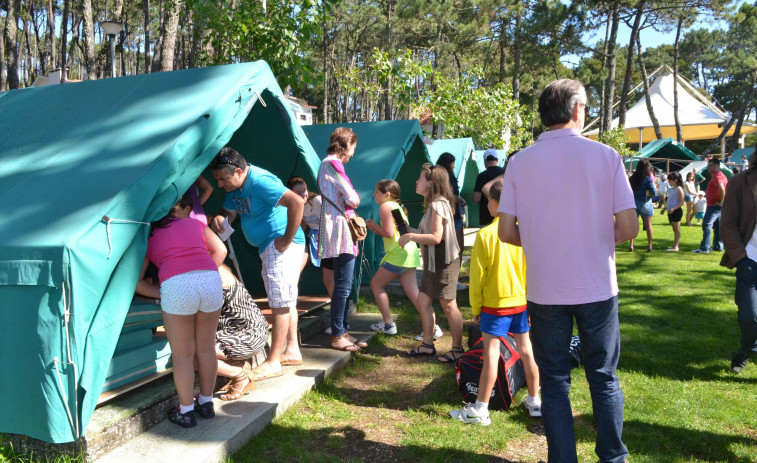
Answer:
[{"left": 449, "top": 179, "right": 541, "bottom": 425}]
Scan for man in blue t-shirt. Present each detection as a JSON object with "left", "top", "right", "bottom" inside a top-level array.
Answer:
[{"left": 210, "top": 147, "right": 305, "bottom": 381}]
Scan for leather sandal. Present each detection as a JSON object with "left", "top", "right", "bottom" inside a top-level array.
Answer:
[
  {"left": 218, "top": 360, "right": 251, "bottom": 392},
  {"left": 438, "top": 346, "right": 464, "bottom": 364},
  {"left": 407, "top": 342, "right": 436, "bottom": 357},
  {"left": 347, "top": 334, "right": 368, "bottom": 348},
  {"left": 220, "top": 371, "right": 255, "bottom": 401},
  {"left": 331, "top": 333, "right": 360, "bottom": 352}
]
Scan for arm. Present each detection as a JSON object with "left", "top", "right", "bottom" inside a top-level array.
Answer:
[
  {"left": 195, "top": 176, "right": 213, "bottom": 205},
  {"left": 135, "top": 257, "right": 161, "bottom": 299},
  {"left": 204, "top": 226, "right": 228, "bottom": 266},
  {"left": 498, "top": 212, "right": 521, "bottom": 246},
  {"left": 211, "top": 208, "right": 237, "bottom": 234},
  {"left": 327, "top": 162, "right": 361, "bottom": 209},
  {"left": 398, "top": 209, "right": 443, "bottom": 247},
  {"left": 614, "top": 208, "right": 639, "bottom": 244},
  {"left": 482, "top": 175, "right": 505, "bottom": 200},
  {"left": 274, "top": 189, "right": 305, "bottom": 252},
  {"left": 472, "top": 192, "right": 482, "bottom": 204},
  {"left": 468, "top": 236, "right": 485, "bottom": 319},
  {"left": 366, "top": 203, "right": 395, "bottom": 238},
  {"left": 717, "top": 183, "right": 726, "bottom": 205}
]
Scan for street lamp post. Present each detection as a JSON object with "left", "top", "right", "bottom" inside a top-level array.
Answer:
[{"left": 100, "top": 20, "right": 123, "bottom": 78}]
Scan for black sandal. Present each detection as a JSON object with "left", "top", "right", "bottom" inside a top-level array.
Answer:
[
  {"left": 438, "top": 346, "right": 464, "bottom": 364},
  {"left": 407, "top": 342, "right": 436, "bottom": 357}
]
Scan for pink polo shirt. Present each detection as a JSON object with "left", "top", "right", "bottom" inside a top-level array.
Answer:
[
  {"left": 146, "top": 218, "right": 218, "bottom": 283},
  {"left": 499, "top": 128, "right": 635, "bottom": 305}
]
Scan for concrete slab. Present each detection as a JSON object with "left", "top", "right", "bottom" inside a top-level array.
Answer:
[{"left": 94, "top": 312, "right": 383, "bottom": 463}]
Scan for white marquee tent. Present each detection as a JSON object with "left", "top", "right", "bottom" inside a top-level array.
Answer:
[{"left": 584, "top": 68, "right": 757, "bottom": 147}]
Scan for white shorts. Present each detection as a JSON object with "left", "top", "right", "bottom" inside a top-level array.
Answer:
[
  {"left": 160, "top": 270, "right": 223, "bottom": 315},
  {"left": 260, "top": 241, "right": 304, "bottom": 308}
]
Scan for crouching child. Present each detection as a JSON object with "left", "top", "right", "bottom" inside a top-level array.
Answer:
[{"left": 449, "top": 179, "right": 541, "bottom": 425}]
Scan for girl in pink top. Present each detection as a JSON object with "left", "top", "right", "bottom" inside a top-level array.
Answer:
[{"left": 136, "top": 192, "right": 227, "bottom": 428}]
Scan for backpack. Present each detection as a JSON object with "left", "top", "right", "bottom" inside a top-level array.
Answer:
[{"left": 455, "top": 325, "right": 526, "bottom": 411}]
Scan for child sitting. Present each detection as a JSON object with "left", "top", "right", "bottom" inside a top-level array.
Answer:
[
  {"left": 695, "top": 191, "right": 707, "bottom": 225},
  {"left": 449, "top": 179, "right": 541, "bottom": 425}
]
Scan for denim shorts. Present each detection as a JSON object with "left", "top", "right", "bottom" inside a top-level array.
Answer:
[
  {"left": 635, "top": 200, "right": 654, "bottom": 218},
  {"left": 380, "top": 261, "right": 413, "bottom": 275}
]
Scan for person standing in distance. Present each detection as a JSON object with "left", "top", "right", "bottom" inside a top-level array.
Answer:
[
  {"left": 473, "top": 149, "right": 505, "bottom": 227},
  {"left": 210, "top": 147, "right": 306, "bottom": 381},
  {"left": 498, "top": 79, "right": 638, "bottom": 463},
  {"left": 693, "top": 157, "right": 728, "bottom": 254}
]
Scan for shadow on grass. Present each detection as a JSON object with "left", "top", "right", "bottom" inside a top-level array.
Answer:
[{"left": 230, "top": 423, "right": 519, "bottom": 463}]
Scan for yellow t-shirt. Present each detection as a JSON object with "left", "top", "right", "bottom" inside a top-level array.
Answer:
[
  {"left": 469, "top": 217, "right": 527, "bottom": 316},
  {"left": 381, "top": 201, "right": 421, "bottom": 268}
]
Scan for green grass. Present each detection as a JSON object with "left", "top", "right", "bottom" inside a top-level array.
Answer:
[{"left": 231, "top": 212, "right": 757, "bottom": 462}]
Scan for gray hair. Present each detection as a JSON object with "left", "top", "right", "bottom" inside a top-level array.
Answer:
[{"left": 538, "top": 79, "right": 587, "bottom": 127}]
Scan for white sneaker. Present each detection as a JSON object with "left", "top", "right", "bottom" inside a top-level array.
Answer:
[
  {"left": 370, "top": 322, "right": 398, "bottom": 335},
  {"left": 414, "top": 324, "right": 443, "bottom": 341},
  {"left": 524, "top": 396, "right": 542, "bottom": 418},
  {"left": 324, "top": 327, "right": 332, "bottom": 335},
  {"left": 449, "top": 403, "right": 491, "bottom": 426}
]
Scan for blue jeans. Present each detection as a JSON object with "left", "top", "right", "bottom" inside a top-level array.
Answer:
[
  {"left": 529, "top": 296, "right": 628, "bottom": 463},
  {"left": 735, "top": 257, "right": 757, "bottom": 358},
  {"left": 329, "top": 253, "right": 356, "bottom": 337},
  {"left": 699, "top": 205, "right": 722, "bottom": 251}
]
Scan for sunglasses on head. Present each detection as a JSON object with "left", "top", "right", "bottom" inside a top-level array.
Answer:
[{"left": 211, "top": 155, "right": 239, "bottom": 169}]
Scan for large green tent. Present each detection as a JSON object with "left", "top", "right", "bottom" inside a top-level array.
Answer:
[
  {"left": 626, "top": 137, "right": 700, "bottom": 172},
  {"left": 426, "top": 138, "right": 480, "bottom": 226},
  {"left": 302, "top": 120, "right": 430, "bottom": 282},
  {"left": 0, "top": 61, "right": 320, "bottom": 443}
]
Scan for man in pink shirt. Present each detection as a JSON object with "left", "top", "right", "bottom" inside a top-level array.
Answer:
[
  {"left": 693, "top": 157, "right": 728, "bottom": 253},
  {"left": 498, "top": 79, "right": 638, "bottom": 463}
]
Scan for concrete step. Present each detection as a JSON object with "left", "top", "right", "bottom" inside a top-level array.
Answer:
[{"left": 93, "top": 312, "right": 382, "bottom": 463}]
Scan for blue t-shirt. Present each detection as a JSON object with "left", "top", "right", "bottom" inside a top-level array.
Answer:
[{"left": 223, "top": 164, "right": 305, "bottom": 251}]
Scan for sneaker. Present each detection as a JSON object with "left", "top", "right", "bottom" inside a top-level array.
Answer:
[
  {"left": 168, "top": 407, "right": 197, "bottom": 428},
  {"left": 524, "top": 396, "right": 542, "bottom": 418},
  {"left": 324, "top": 327, "right": 332, "bottom": 335},
  {"left": 370, "top": 322, "right": 398, "bottom": 335},
  {"left": 449, "top": 403, "right": 491, "bottom": 426},
  {"left": 731, "top": 351, "right": 749, "bottom": 374},
  {"left": 414, "top": 324, "right": 443, "bottom": 341},
  {"left": 692, "top": 249, "right": 710, "bottom": 254},
  {"left": 194, "top": 397, "right": 215, "bottom": 419}
]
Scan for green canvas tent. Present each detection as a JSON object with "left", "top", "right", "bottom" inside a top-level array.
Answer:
[
  {"left": 301, "top": 120, "right": 430, "bottom": 282},
  {"left": 0, "top": 61, "right": 320, "bottom": 443},
  {"left": 426, "top": 138, "right": 479, "bottom": 226},
  {"left": 733, "top": 146, "right": 755, "bottom": 164},
  {"left": 679, "top": 160, "right": 733, "bottom": 191},
  {"left": 626, "top": 137, "right": 700, "bottom": 172}
]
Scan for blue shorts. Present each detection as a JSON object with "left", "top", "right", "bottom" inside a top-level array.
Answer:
[
  {"left": 635, "top": 200, "right": 654, "bottom": 218},
  {"left": 380, "top": 261, "right": 413, "bottom": 275},
  {"left": 480, "top": 310, "right": 530, "bottom": 337},
  {"left": 695, "top": 212, "right": 705, "bottom": 220}
]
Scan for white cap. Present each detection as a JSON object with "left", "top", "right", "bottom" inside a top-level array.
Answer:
[{"left": 483, "top": 149, "right": 499, "bottom": 161}]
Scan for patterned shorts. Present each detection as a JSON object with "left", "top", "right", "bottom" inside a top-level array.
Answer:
[
  {"left": 160, "top": 270, "right": 223, "bottom": 315},
  {"left": 260, "top": 241, "right": 305, "bottom": 308}
]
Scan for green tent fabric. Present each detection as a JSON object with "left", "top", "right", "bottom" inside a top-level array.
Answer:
[
  {"left": 302, "top": 120, "right": 430, "bottom": 282},
  {"left": 0, "top": 61, "right": 320, "bottom": 443},
  {"left": 733, "top": 146, "right": 755, "bottom": 164},
  {"left": 626, "top": 137, "right": 700, "bottom": 172},
  {"left": 426, "top": 138, "right": 478, "bottom": 226},
  {"left": 679, "top": 160, "right": 733, "bottom": 191}
]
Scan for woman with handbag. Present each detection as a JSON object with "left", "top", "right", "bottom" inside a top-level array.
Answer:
[{"left": 318, "top": 127, "right": 366, "bottom": 352}]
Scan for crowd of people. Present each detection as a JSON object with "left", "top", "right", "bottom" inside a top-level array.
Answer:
[{"left": 130, "top": 75, "right": 757, "bottom": 463}]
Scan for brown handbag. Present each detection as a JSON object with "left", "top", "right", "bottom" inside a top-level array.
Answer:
[{"left": 321, "top": 194, "right": 367, "bottom": 242}]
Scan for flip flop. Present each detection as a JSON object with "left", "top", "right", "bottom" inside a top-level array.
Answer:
[
  {"left": 347, "top": 335, "right": 368, "bottom": 348},
  {"left": 280, "top": 358, "right": 303, "bottom": 366},
  {"left": 251, "top": 367, "right": 283, "bottom": 382}
]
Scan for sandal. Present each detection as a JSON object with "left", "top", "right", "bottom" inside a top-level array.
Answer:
[
  {"left": 647, "top": 245, "right": 653, "bottom": 252},
  {"left": 347, "top": 334, "right": 368, "bottom": 348},
  {"left": 220, "top": 371, "right": 255, "bottom": 401},
  {"left": 628, "top": 245, "right": 634, "bottom": 252},
  {"left": 407, "top": 342, "right": 436, "bottom": 357},
  {"left": 331, "top": 333, "right": 360, "bottom": 352},
  {"left": 438, "top": 346, "right": 465, "bottom": 364},
  {"left": 218, "top": 360, "right": 251, "bottom": 392}
]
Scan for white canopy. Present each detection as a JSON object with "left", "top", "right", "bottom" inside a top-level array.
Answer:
[{"left": 585, "top": 70, "right": 757, "bottom": 144}]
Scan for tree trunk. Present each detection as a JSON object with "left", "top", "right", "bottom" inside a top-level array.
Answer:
[
  {"left": 80, "top": 0, "right": 97, "bottom": 79},
  {"left": 618, "top": 0, "right": 645, "bottom": 127},
  {"left": 673, "top": 16, "right": 683, "bottom": 143},
  {"left": 47, "top": 0, "right": 56, "bottom": 73},
  {"left": 0, "top": 15, "right": 6, "bottom": 91},
  {"left": 5, "top": 0, "right": 21, "bottom": 89},
  {"left": 598, "top": 11, "right": 611, "bottom": 134},
  {"left": 637, "top": 36, "right": 663, "bottom": 140},
  {"left": 153, "top": 0, "right": 180, "bottom": 72},
  {"left": 600, "top": 2, "right": 621, "bottom": 137},
  {"left": 144, "top": 0, "right": 151, "bottom": 73},
  {"left": 59, "top": 0, "right": 70, "bottom": 77},
  {"left": 512, "top": 9, "right": 521, "bottom": 102},
  {"left": 498, "top": 17, "right": 506, "bottom": 84}
]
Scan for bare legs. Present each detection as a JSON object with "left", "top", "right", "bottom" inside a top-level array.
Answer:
[
  {"left": 671, "top": 221, "right": 681, "bottom": 250},
  {"left": 163, "top": 309, "right": 221, "bottom": 407},
  {"left": 630, "top": 215, "right": 653, "bottom": 251},
  {"left": 413, "top": 292, "right": 463, "bottom": 356}
]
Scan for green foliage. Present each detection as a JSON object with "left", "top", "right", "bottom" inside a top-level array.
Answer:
[{"left": 599, "top": 126, "right": 638, "bottom": 158}]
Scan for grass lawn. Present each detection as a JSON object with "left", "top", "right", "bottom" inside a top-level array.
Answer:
[{"left": 230, "top": 211, "right": 757, "bottom": 463}]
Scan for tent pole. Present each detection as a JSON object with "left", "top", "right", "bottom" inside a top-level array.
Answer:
[{"left": 639, "top": 128, "right": 643, "bottom": 149}]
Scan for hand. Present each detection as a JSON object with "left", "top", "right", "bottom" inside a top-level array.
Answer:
[
  {"left": 365, "top": 219, "right": 377, "bottom": 231},
  {"left": 397, "top": 234, "right": 412, "bottom": 248},
  {"left": 211, "top": 215, "right": 226, "bottom": 234},
  {"left": 274, "top": 236, "right": 291, "bottom": 253},
  {"left": 473, "top": 315, "right": 481, "bottom": 325}
]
